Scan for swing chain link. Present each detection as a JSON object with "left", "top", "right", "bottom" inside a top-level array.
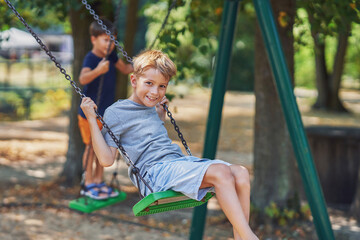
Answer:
[
  {"left": 96, "top": 0, "right": 123, "bottom": 107},
  {"left": 164, "top": 105, "right": 192, "bottom": 156},
  {"left": 81, "top": 0, "right": 133, "bottom": 64}
]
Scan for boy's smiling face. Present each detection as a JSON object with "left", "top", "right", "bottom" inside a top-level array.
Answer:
[{"left": 130, "top": 68, "right": 168, "bottom": 107}]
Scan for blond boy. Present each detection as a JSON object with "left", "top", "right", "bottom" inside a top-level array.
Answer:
[{"left": 81, "top": 50, "right": 258, "bottom": 239}]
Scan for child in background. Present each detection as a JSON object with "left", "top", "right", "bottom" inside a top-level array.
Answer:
[
  {"left": 78, "top": 18, "right": 133, "bottom": 199},
  {"left": 81, "top": 50, "right": 258, "bottom": 240}
]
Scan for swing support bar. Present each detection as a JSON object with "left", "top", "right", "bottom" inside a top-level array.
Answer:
[
  {"left": 190, "top": 0, "right": 240, "bottom": 239},
  {"left": 191, "top": 0, "right": 335, "bottom": 239},
  {"left": 253, "top": 0, "right": 335, "bottom": 239}
]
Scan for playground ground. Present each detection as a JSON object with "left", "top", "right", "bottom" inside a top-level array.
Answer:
[{"left": 1, "top": 88, "right": 360, "bottom": 239}]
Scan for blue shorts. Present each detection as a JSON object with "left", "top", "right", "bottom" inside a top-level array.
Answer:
[{"left": 141, "top": 156, "right": 231, "bottom": 201}]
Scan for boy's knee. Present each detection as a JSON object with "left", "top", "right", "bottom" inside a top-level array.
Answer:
[
  {"left": 209, "top": 164, "right": 234, "bottom": 185},
  {"left": 233, "top": 165, "right": 250, "bottom": 189}
]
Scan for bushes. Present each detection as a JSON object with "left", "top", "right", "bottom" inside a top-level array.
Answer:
[{"left": 0, "top": 88, "right": 71, "bottom": 120}]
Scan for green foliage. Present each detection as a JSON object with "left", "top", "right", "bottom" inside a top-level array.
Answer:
[
  {"left": 263, "top": 202, "right": 311, "bottom": 226},
  {"left": 297, "top": 0, "right": 360, "bottom": 38},
  {"left": 0, "top": 0, "right": 70, "bottom": 31},
  {"left": 227, "top": 3, "right": 256, "bottom": 91},
  {"left": 0, "top": 88, "right": 71, "bottom": 120},
  {"left": 0, "top": 91, "right": 26, "bottom": 119},
  {"left": 344, "top": 23, "right": 360, "bottom": 87},
  {"left": 143, "top": 0, "right": 220, "bottom": 85},
  {"left": 144, "top": 0, "right": 255, "bottom": 89},
  {"left": 30, "top": 88, "right": 71, "bottom": 119},
  {"left": 294, "top": 3, "right": 360, "bottom": 89}
]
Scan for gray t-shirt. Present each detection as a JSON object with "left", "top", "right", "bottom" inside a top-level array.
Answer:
[{"left": 102, "top": 99, "right": 184, "bottom": 184}]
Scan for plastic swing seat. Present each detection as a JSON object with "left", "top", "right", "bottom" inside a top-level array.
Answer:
[
  {"left": 69, "top": 190, "right": 127, "bottom": 213},
  {"left": 133, "top": 190, "right": 214, "bottom": 216}
]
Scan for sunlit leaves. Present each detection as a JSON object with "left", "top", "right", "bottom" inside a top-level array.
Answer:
[
  {"left": 297, "top": 0, "right": 359, "bottom": 36},
  {"left": 1, "top": 0, "right": 70, "bottom": 32}
]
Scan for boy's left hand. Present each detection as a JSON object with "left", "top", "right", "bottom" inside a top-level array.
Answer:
[
  {"left": 81, "top": 97, "right": 98, "bottom": 121},
  {"left": 156, "top": 96, "right": 168, "bottom": 121}
]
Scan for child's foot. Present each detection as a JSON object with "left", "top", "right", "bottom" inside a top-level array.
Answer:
[
  {"left": 97, "top": 182, "right": 119, "bottom": 198},
  {"left": 81, "top": 183, "right": 109, "bottom": 200}
]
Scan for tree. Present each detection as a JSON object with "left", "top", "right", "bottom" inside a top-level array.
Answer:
[
  {"left": 297, "top": 0, "right": 360, "bottom": 112},
  {"left": 1, "top": 0, "right": 83, "bottom": 185},
  {"left": 60, "top": 5, "right": 92, "bottom": 186},
  {"left": 115, "top": 0, "right": 140, "bottom": 100},
  {"left": 252, "top": 0, "right": 298, "bottom": 214}
]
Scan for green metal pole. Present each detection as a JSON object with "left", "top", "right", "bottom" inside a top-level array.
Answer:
[
  {"left": 189, "top": 0, "right": 240, "bottom": 239},
  {"left": 252, "top": 0, "right": 335, "bottom": 239}
]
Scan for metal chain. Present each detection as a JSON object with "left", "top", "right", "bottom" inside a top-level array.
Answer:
[
  {"left": 96, "top": 0, "right": 123, "bottom": 106},
  {"left": 164, "top": 105, "right": 192, "bottom": 156},
  {"left": 81, "top": 0, "right": 191, "bottom": 157},
  {"left": 6, "top": 0, "right": 190, "bottom": 196},
  {"left": 81, "top": 0, "right": 133, "bottom": 64},
  {"left": 5, "top": 1, "right": 85, "bottom": 99},
  {"left": 148, "top": 0, "right": 178, "bottom": 50},
  {"left": 5, "top": 0, "right": 135, "bottom": 168}
]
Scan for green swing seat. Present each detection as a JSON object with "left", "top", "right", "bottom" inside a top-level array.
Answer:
[
  {"left": 69, "top": 190, "right": 127, "bottom": 213},
  {"left": 133, "top": 190, "right": 214, "bottom": 216}
]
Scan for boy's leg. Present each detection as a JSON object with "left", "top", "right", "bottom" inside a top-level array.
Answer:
[
  {"left": 78, "top": 115, "right": 108, "bottom": 199},
  {"left": 230, "top": 165, "right": 251, "bottom": 240},
  {"left": 200, "top": 164, "right": 258, "bottom": 240},
  {"left": 93, "top": 156, "right": 104, "bottom": 184},
  {"left": 230, "top": 165, "right": 251, "bottom": 221},
  {"left": 83, "top": 144, "right": 95, "bottom": 185}
]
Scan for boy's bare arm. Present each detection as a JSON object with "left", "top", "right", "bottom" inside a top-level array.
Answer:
[
  {"left": 115, "top": 59, "right": 133, "bottom": 75},
  {"left": 79, "top": 59, "right": 110, "bottom": 85},
  {"left": 80, "top": 97, "right": 117, "bottom": 167}
]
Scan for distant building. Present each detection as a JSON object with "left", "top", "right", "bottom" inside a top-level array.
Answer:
[{"left": 0, "top": 27, "right": 73, "bottom": 63}]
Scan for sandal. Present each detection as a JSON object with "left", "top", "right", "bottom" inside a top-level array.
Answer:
[
  {"left": 81, "top": 183, "right": 109, "bottom": 200},
  {"left": 97, "top": 182, "right": 119, "bottom": 198}
]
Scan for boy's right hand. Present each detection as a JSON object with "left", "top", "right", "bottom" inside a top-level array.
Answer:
[
  {"left": 96, "top": 58, "right": 110, "bottom": 75},
  {"left": 80, "top": 97, "right": 98, "bottom": 120}
]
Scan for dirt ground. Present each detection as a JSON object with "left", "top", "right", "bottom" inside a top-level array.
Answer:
[{"left": 1, "top": 88, "right": 360, "bottom": 240}]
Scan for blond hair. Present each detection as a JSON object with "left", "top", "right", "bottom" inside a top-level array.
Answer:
[{"left": 133, "top": 50, "right": 177, "bottom": 81}]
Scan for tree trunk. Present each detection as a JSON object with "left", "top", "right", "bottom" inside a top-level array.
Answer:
[
  {"left": 59, "top": 8, "right": 92, "bottom": 186},
  {"left": 308, "top": 13, "right": 329, "bottom": 110},
  {"left": 252, "top": 0, "right": 298, "bottom": 210},
  {"left": 115, "top": 0, "right": 139, "bottom": 100},
  {"left": 329, "top": 24, "right": 351, "bottom": 112},
  {"left": 308, "top": 11, "right": 350, "bottom": 112}
]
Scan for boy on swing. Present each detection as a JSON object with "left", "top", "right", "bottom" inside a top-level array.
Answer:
[
  {"left": 78, "top": 19, "right": 133, "bottom": 199},
  {"left": 81, "top": 50, "right": 258, "bottom": 240}
]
